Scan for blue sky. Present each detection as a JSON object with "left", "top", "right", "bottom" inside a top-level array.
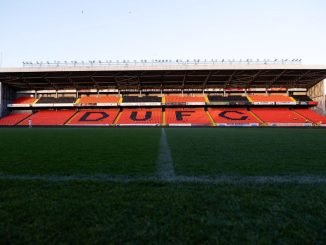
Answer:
[{"left": 0, "top": 0, "right": 325, "bottom": 67}]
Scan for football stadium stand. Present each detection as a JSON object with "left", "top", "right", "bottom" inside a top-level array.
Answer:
[
  {"left": 116, "top": 108, "right": 162, "bottom": 126},
  {"left": 0, "top": 62, "right": 325, "bottom": 127},
  {"left": 250, "top": 108, "right": 311, "bottom": 126},
  {"left": 165, "top": 108, "right": 211, "bottom": 126},
  {"left": 0, "top": 113, "right": 31, "bottom": 126},
  {"left": 19, "top": 110, "right": 76, "bottom": 126},
  {"left": 208, "top": 108, "right": 260, "bottom": 126},
  {"left": 67, "top": 109, "right": 119, "bottom": 126}
]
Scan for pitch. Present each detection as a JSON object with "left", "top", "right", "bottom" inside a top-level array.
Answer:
[{"left": 0, "top": 128, "right": 326, "bottom": 243}]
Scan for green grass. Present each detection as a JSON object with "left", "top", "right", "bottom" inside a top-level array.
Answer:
[
  {"left": 166, "top": 128, "right": 326, "bottom": 176},
  {"left": 0, "top": 180, "right": 325, "bottom": 244},
  {"left": 0, "top": 128, "right": 160, "bottom": 176}
]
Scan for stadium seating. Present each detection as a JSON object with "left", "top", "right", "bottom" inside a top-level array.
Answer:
[
  {"left": 208, "top": 108, "right": 260, "bottom": 126},
  {"left": 0, "top": 113, "right": 31, "bottom": 126},
  {"left": 116, "top": 108, "right": 162, "bottom": 125},
  {"left": 250, "top": 108, "right": 310, "bottom": 126},
  {"left": 294, "top": 109, "right": 326, "bottom": 125},
  {"left": 11, "top": 97, "right": 37, "bottom": 104},
  {"left": 67, "top": 109, "right": 119, "bottom": 125},
  {"left": 248, "top": 95, "right": 294, "bottom": 103},
  {"left": 36, "top": 97, "right": 76, "bottom": 103},
  {"left": 165, "top": 95, "right": 205, "bottom": 104},
  {"left": 19, "top": 110, "right": 76, "bottom": 126},
  {"left": 165, "top": 108, "right": 211, "bottom": 125},
  {"left": 122, "top": 96, "right": 162, "bottom": 103},
  {"left": 77, "top": 96, "right": 120, "bottom": 104}
]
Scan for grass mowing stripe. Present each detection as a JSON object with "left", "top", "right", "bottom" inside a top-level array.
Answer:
[
  {"left": 0, "top": 128, "right": 160, "bottom": 176},
  {"left": 166, "top": 128, "right": 326, "bottom": 176}
]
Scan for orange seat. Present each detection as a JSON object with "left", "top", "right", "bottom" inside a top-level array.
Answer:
[
  {"left": 78, "top": 96, "right": 120, "bottom": 104},
  {"left": 12, "top": 97, "right": 36, "bottom": 104},
  {"left": 249, "top": 95, "right": 293, "bottom": 102},
  {"left": 251, "top": 108, "right": 308, "bottom": 125},
  {"left": 19, "top": 110, "right": 76, "bottom": 126},
  {"left": 165, "top": 95, "right": 205, "bottom": 103},
  {"left": 294, "top": 109, "right": 326, "bottom": 124},
  {"left": 0, "top": 113, "right": 31, "bottom": 126}
]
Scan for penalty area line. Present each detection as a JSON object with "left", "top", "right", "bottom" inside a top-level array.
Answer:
[
  {"left": 0, "top": 174, "right": 326, "bottom": 184},
  {"left": 155, "top": 128, "right": 176, "bottom": 180}
]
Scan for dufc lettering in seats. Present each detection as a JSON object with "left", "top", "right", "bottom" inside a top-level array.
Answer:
[
  {"left": 130, "top": 111, "right": 152, "bottom": 121},
  {"left": 79, "top": 112, "right": 109, "bottom": 122},
  {"left": 175, "top": 111, "right": 195, "bottom": 121},
  {"left": 219, "top": 111, "right": 248, "bottom": 120}
]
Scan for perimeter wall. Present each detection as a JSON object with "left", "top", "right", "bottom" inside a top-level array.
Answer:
[
  {"left": 0, "top": 83, "right": 15, "bottom": 117},
  {"left": 308, "top": 79, "right": 326, "bottom": 115}
]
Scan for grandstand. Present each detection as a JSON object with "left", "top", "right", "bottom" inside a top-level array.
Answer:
[{"left": 0, "top": 61, "right": 326, "bottom": 126}]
